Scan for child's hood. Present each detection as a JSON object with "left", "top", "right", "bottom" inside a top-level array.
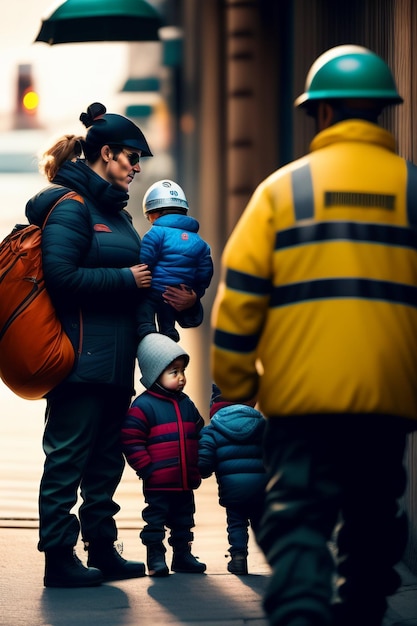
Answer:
[
  {"left": 154, "top": 213, "right": 199, "bottom": 233},
  {"left": 209, "top": 404, "right": 265, "bottom": 441}
]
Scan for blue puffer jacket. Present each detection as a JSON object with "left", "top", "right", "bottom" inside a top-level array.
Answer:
[
  {"left": 140, "top": 214, "right": 213, "bottom": 298},
  {"left": 198, "top": 403, "right": 267, "bottom": 507},
  {"left": 25, "top": 159, "right": 144, "bottom": 393}
]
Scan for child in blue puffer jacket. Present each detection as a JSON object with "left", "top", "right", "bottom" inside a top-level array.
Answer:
[
  {"left": 198, "top": 384, "right": 267, "bottom": 575},
  {"left": 138, "top": 179, "right": 213, "bottom": 342}
]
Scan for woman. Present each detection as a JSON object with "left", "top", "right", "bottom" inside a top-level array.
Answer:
[{"left": 25, "top": 103, "right": 199, "bottom": 588}]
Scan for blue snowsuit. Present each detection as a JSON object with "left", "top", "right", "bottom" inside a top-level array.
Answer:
[{"left": 198, "top": 402, "right": 267, "bottom": 555}]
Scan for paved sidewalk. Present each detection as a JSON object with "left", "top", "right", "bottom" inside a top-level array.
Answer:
[
  {"left": 1, "top": 476, "right": 270, "bottom": 626},
  {"left": 1, "top": 476, "right": 416, "bottom": 626}
]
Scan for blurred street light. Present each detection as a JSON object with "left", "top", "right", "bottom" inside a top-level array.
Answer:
[{"left": 34, "top": 0, "right": 163, "bottom": 45}]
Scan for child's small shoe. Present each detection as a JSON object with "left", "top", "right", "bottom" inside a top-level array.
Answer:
[
  {"left": 227, "top": 552, "right": 248, "bottom": 575},
  {"left": 147, "top": 544, "right": 169, "bottom": 577},
  {"left": 171, "top": 543, "right": 206, "bottom": 573}
]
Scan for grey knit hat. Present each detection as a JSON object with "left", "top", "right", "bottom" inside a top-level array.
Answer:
[{"left": 137, "top": 333, "right": 190, "bottom": 389}]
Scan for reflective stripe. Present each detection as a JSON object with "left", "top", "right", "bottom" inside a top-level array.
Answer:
[
  {"left": 276, "top": 221, "right": 417, "bottom": 251},
  {"left": 214, "top": 328, "right": 259, "bottom": 353},
  {"left": 406, "top": 160, "right": 417, "bottom": 227},
  {"left": 291, "top": 163, "right": 314, "bottom": 221},
  {"left": 270, "top": 278, "right": 417, "bottom": 308},
  {"left": 226, "top": 268, "right": 271, "bottom": 296}
]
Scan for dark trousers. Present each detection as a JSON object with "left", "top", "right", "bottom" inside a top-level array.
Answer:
[
  {"left": 256, "top": 416, "right": 410, "bottom": 626},
  {"left": 140, "top": 490, "right": 196, "bottom": 547},
  {"left": 137, "top": 289, "right": 179, "bottom": 341},
  {"left": 38, "top": 383, "right": 131, "bottom": 552},
  {"left": 226, "top": 495, "right": 264, "bottom": 555}
]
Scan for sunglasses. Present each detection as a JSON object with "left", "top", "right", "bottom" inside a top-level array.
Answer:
[{"left": 111, "top": 147, "right": 141, "bottom": 167}]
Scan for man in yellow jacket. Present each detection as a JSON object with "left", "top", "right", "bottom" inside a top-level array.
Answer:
[{"left": 211, "top": 45, "right": 417, "bottom": 626}]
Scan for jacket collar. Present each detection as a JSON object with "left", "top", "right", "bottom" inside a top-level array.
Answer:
[
  {"left": 310, "top": 119, "right": 396, "bottom": 154},
  {"left": 53, "top": 159, "right": 129, "bottom": 212},
  {"left": 149, "top": 382, "right": 184, "bottom": 400}
]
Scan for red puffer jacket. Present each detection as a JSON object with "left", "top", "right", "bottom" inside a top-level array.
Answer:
[{"left": 122, "top": 387, "right": 204, "bottom": 491}]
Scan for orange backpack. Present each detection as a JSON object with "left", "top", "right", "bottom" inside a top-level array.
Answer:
[{"left": 0, "top": 190, "right": 83, "bottom": 400}]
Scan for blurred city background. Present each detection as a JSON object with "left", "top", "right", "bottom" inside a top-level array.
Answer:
[{"left": 0, "top": 0, "right": 416, "bottom": 580}]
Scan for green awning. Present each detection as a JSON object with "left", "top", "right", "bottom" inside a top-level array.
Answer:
[{"left": 121, "top": 77, "right": 160, "bottom": 93}]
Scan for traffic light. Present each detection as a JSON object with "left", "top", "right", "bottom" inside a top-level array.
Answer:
[
  {"left": 13, "top": 64, "right": 40, "bottom": 129},
  {"left": 21, "top": 88, "right": 40, "bottom": 115}
]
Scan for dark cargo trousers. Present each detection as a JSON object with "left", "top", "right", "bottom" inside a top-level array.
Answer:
[
  {"left": 38, "top": 383, "right": 131, "bottom": 552},
  {"left": 256, "top": 416, "right": 410, "bottom": 626}
]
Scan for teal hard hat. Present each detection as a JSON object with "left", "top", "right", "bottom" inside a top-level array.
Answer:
[{"left": 295, "top": 44, "right": 403, "bottom": 108}]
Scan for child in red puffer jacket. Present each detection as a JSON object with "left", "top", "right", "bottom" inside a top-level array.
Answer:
[{"left": 121, "top": 332, "right": 206, "bottom": 577}]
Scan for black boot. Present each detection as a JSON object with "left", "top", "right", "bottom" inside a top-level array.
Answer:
[
  {"left": 44, "top": 547, "right": 103, "bottom": 588},
  {"left": 171, "top": 542, "right": 206, "bottom": 573},
  {"left": 146, "top": 543, "right": 169, "bottom": 577},
  {"left": 86, "top": 541, "right": 146, "bottom": 581},
  {"left": 227, "top": 552, "right": 248, "bottom": 575}
]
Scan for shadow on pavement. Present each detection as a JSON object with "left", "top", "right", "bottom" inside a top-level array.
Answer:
[
  {"left": 41, "top": 585, "right": 131, "bottom": 626},
  {"left": 147, "top": 571, "right": 269, "bottom": 623}
]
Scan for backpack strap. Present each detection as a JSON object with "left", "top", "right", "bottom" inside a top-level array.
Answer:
[{"left": 42, "top": 190, "right": 85, "bottom": 229}]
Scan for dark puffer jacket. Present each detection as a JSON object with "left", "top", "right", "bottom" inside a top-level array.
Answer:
[
  {"left": 122, "top": 386, "right": 204, "bottom": 491},
  {"left": 25, "top": 159, "right": 144, "bottom": 393},
  {"left": 198, "top": 403, "right": 267, "bottom": 507}
]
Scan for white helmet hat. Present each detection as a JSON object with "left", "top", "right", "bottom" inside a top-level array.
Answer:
[{"left": 142, "top": 179, "right": 189, "bottom": 215}]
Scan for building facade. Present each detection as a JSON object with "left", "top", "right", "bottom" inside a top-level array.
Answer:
[{"left": 156, "top": 0, "right": 417, "bottom": 572}]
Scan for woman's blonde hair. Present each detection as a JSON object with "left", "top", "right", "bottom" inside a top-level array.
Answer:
[{"left": 39, "top": 134, "right": 83, "bottom": 182}]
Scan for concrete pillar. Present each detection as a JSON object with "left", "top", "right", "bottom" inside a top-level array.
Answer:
[{"left": 225, "top": 0, "right": 261, "bottom": 233}]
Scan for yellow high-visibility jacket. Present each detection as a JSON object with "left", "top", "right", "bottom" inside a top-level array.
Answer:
[{"left": 211, "top": 120, "right": 417, "bottom": 421}]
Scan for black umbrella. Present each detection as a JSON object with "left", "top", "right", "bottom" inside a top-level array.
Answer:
[{"left": 34, "top": 0, "right": 164, "bottom": 45}]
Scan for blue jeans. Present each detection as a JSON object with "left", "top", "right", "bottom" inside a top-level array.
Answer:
[{"left": 226, "top": 496, "right": 264, "bottom": 555}]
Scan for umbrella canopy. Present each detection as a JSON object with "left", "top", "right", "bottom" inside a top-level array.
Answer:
[{"left": 34, "top": 0, "right": 164, "bottom": 45}]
